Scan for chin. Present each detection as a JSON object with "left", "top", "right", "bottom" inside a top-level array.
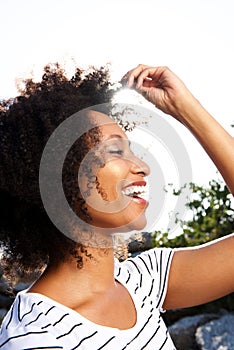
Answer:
[
  {"left": 125, "top": 214, "right": 147, "bottom": 232},
  {"left": 86, "top": 207, "right": 148, "bottom": 233}
]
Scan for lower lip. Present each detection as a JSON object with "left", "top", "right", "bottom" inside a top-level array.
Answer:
[{"left": 130, "top": 196, "right": 148, "bottom": 206}]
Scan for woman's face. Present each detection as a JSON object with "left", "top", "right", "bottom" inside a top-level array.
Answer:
[{"left": 79, "top": 111, "right": 150, "bottom": 233}]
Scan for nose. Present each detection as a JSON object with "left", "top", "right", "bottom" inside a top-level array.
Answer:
[{"left": 130, "top": 153, "right": 150, "bottom": 176}]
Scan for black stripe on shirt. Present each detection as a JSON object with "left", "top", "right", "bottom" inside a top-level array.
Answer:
[
  {"left": 24, "top": 347, "right": 63, "bottom": 349},
  {"left": 41, "top": 323, "right": 52, "bottom": 329},
  {"left": 25, "top": 312, "right": 43, "bottom": 327},
  {"left": 125, "top": 270, "right": 131, "bottom": 284},
  {"left": 21, "top": 302, "right": 36, "bottom": 321},
  {"left": 127, "top": 259, "right": 141, "bottom": 274},
  {"left": 0, "top": 330, "right": 48, "bottom": 348},
  {"left": 71, "top": 331, "right": 98, "bottom": 350},
  {"left": 53, "top": 313, "right": 69, "bottom": 327},
  {"left": 140, "top": 325, "right": 160, "bottom": 349},
  {"left": 159, "top": 330, "right": 173, "bottom": 350},
  {"left": 141, "top": 296, "right": 147, "bottom": 309},
  {"left": 97, "top": 336, "right": 115, "bottom": 349},
  {"left": 148, "top": 253, "right": 153, "bottom": 270},
  {"left": 139, "top": 273, "right": 142, "bottom": 287},
  {"left": 5, "top": 302, "right": 15, "bottom": 330},
  {"left": 121, "top": 314, "right": 153, "bottom": 350},
  {"left": 56, "top": 323, "right": 82, "bottom": 339},
  {"left": 128, "top": 259, "right": 142, "bottom": 293},
  {"left": 158, "top": 250, "right": 163, "bottom": 298},
  {"left": 156, "top": 250, "right": 173, "bottom": 309},
  {"left": 148, "top": 279, "right": 155, "bottom": 297},
  {"left": 154, "top": 250, "right": 159, "bottom": 272},
  {"left": 138, "top": 256, "right": 151, "bottom": 275},
  {"left": 127, "top": 259, "right": 143, "bottom": 288},
  {"left": 17, "top": 294, "right": 22, "bottom": 322},
  {"left": 158, "top": 335, "right": 169, "bottom": 350},
  {"left": 45, "top": 306, "right": 56, "bottom": 316}
]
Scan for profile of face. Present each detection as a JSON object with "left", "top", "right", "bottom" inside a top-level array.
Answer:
[{"left": 78, "top": 111, "right": 150, "bottom": 233}]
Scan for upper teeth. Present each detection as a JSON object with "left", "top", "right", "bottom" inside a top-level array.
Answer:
[{"left": 122, "top": 185, "right": 146, "bottom": 197}]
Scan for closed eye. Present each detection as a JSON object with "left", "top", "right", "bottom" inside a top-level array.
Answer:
[{"left": 109, "top": 149, "right": 123, "bottom": 155}]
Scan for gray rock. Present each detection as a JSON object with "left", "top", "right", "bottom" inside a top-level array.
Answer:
[
  {"left": 128, "top": 232, "right": 153, "bottom": 253},
  {"left": 13, "top": 281, "right": 31, "bottom": 293},
  {"left": 114, "top": 232, "right": 153, "bottom": 261},
  {"left": 196, "top": 314, "right": 234, "bottom": 350},
  {"left": 0, "top": 275, "right": 10, "bottom": 294},
  {"left": 0, "top": 294, "right": 13, "bottom": 309},
  {"left": 0, "top": 308, "right": 8, "bottom": 320},
  {"left": 169, "top": 313, "right": 219, "bottom": 350}
]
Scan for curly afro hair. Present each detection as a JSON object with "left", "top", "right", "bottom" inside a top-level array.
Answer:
[{"left": 0, "top": 63, "right": 116, "bottom": 278}]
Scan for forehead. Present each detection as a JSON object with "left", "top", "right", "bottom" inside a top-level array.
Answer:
[
  {"left": 86, "top": 110, "right": 128, "bottom": 141},
  {"left": 99, "top": 123, "right": 127, "bottom": 142}
]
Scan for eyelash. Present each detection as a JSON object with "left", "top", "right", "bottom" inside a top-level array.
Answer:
[{"left": 109, "top": 149, "right": 123, "bottom": 155}]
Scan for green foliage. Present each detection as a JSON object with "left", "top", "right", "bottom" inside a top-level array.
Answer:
[
  {"left": 153, "top": 179, "right": 234, "bottom": 248},
  {"left": 153, "top": 179, "right": 234, "bottom": 317}
]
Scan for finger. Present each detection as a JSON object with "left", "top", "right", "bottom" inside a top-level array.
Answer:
[
  {"left": 120, "top": 72, "right": 130, "bottom": 85},
  {"left": 120, "top": 74, "right": 136, "bottom": 88},
  {"left": 135, "top": 67, "right": 160, "bottom": 89},
  {"left": 121, "top": 64, "right": 150, "bottom": 88},
  {"left": 128, "top": 64, "right": 151, "bottom": 88}
]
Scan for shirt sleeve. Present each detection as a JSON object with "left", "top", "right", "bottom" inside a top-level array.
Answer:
[
  {"left": 0, "top": 324, "right": 63, "bottom": 350},
  {"left": 123, "top": 247, "right": 174, "bottom": 311}
]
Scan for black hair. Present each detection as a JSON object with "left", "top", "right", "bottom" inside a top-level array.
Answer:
[{"left": 0, "top": 63, "right": 116, "bottom": 278}]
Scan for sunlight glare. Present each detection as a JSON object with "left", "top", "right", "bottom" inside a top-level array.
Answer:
[{"left": 113, "top": 88, "right": 144, "bottom": 105}]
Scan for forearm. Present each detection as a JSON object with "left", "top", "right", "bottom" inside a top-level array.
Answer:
[
  {"left": 175, "top": 96, "right": 234, "bottom": 195},
  {"left": 124, "top": 64, "right": 234, "bottom": 194}
]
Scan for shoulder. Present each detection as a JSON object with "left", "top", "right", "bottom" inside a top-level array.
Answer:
[
  {"left": 114, "top": 248, "right": 174, "bottom": 309},
  {"left": 0, "top": 291, "right": 63, "bottom": 349},
  {"left": 115, "top": 247, "right": 174, "bottom": 276},
  {"left": 0, "top": 322, "right": 61, "bottom": 350}
]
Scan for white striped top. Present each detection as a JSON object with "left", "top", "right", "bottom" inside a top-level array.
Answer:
[{"left": 0, "top": 248, "right": 176, "bottom": 349}]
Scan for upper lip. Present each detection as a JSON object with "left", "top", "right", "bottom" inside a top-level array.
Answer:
[{"left": 122, "top": 180, "right": 147, "bottom": 190}]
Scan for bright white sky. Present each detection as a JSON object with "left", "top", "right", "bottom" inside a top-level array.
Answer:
[{"left": 0, "top": 0, "right": 233, "bottom": 232}]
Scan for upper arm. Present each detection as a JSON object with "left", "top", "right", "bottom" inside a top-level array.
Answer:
[{"left": 163, "top": 234, "right": 234, "bottom": 310}]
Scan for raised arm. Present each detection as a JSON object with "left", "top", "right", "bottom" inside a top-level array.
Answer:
[
  {"left": 122, "top": 64, "right": 234, "bottom": 309},
  {"left": 122, "top": 64, "right": 234, "bottom": 195}
]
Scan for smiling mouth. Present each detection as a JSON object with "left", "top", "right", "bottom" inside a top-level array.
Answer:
[{"left": 121, "top": 183, "right": 149, "bottom": 203}]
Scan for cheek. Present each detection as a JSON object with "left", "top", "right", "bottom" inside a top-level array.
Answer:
[{"left": 97, "top": 161, "right": 129, "bottom": 200}]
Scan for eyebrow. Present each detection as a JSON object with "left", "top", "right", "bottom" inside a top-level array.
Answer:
[{"left": 107, "top": 134, "right": 131, "bottom": 145}]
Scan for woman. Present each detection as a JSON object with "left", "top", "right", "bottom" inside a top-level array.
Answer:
[{"left": 0, "top": 64, "right": 233, "bottom": 349}]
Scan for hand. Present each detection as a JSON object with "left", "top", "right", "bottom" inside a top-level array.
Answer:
[
  {"left": 122, "top": 64, "right": 196, "bottom": 122},
  {"left": 122, "top": 64, "right": 234, "bottom": 194}
]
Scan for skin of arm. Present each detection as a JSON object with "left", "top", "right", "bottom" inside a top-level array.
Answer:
[
  {"left": 164, "top": 234, "right": 234, "bottom": 309},
  {"left": 123, "top": 64, "right": 234, "bottom": 309}
]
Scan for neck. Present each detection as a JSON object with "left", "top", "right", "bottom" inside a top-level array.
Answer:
[{"left": 29, "top": 246, "right": 116, "bottom": 307}]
